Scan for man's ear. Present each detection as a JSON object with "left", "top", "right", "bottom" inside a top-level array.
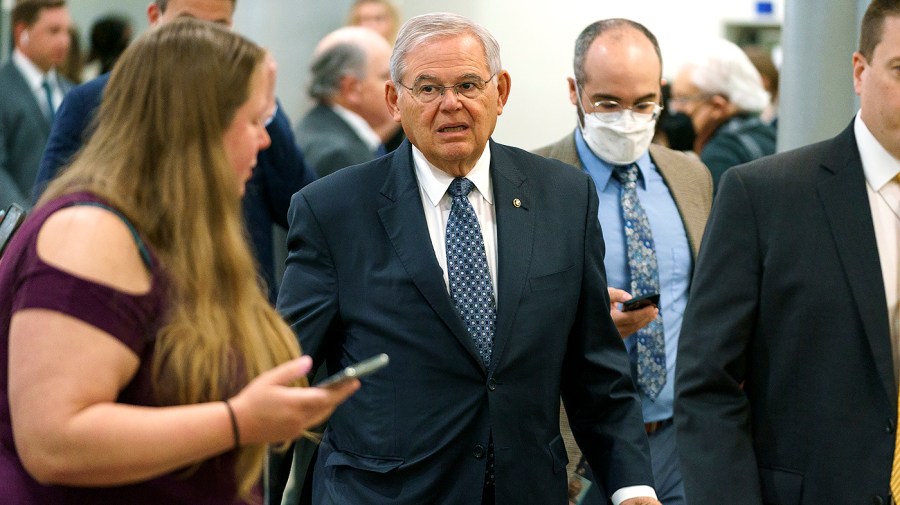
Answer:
[
  {"left": 385, "top": 81, "right": 402, "bottom": 122},
  {"left": 147, "top": 2, "right": 162, "bottom": 25}
]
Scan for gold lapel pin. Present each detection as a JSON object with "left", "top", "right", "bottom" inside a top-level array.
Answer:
[{"left": 512, "top": 198, "right": 522, "bottom": 208}]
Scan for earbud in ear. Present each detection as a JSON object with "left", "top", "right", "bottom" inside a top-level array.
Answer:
[{"left": 21, "top": 30, "right": 29, "bottom": 45}]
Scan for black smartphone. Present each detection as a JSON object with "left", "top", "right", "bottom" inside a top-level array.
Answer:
[
  {"left": 622, "top": 292, "right": 660, "bottom": 312},
  {"left": 0, "top": 204, "right": 27, "bottom": 257},
  {"left": 316, "top": 353, "right": 390, "bottom": 388}
]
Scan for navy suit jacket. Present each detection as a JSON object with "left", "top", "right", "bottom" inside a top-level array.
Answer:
[
  {"left": 675, "top": 122, "right": 894, "bottom": 504},
  {"left": 277, "top": 139, "right": 652, "bottom": 505},
  {"left": 33, "top": 73, "right": 316, "bottom": 298}
]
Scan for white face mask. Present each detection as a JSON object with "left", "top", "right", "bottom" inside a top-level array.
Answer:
[{"left": 579, "top": 108, "right": 656, "bottom": 166}]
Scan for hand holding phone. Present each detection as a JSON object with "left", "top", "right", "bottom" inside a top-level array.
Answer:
[
  {"left": 622, "top": 292, "right": 660, "bottom": 312},
  {"left": 316, "top": 353, "right": 390, "bottom": 388}
]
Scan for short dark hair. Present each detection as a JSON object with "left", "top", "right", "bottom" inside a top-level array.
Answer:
[
  {"left": 859, "top": 0, "right": 900, "bottom": 60},
  {"left": 573, "top": 18, "right": 662, "bottom": 85},
  {"left": 12, "top": 0, "right": 65, "bottom": 28},
  {"left": 154, "top": 0, "right": 237, "bottom": 13}
]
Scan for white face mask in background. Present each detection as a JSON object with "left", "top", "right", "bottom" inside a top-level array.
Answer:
[{"left": 579, "top": 108, "right": 657, "bottom": 166}]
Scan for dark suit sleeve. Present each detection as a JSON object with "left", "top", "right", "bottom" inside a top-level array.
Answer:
[
  {"left": 257, "top": 103, "right": 317, "bottom": 230},
  {"left": 561, "top": 174, "right": 654, "bottom": 496},
  {"left": 33, "top": 77, "right": 103, "bottom": 202},
  {"left": 276, "top": 190, "right": 339, "bottom": 370},
  {"left": 674, "top": 168, "right": 763, "bottom": 505}
]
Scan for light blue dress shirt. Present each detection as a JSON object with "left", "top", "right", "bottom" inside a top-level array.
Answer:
[{"left": 575, "top": 131, "right": 692, "bottom": 422}]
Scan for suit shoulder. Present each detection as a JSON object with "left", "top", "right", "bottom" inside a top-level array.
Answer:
[{"left": 494, "top": 141, "right": 585, "bottom": 179}]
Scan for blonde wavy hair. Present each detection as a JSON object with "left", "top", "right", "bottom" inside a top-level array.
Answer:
[{"left": 39, "top": 18, "right": 302, "bottom": 499}]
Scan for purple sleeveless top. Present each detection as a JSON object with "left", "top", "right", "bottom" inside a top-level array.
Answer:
[{"left": 0, "top": 192, "right": 257, "bottom": 504}]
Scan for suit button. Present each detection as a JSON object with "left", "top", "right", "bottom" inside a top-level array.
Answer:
[
  {"left": 872, "top": 495, "right": 884, "bottom": 505},
  {"left": 487, "top": 378, "right": 497, "bottom": 391},
  {"left": 887, "top": 418, "right": 896, "bottom": 433},
  {"left": 473, "top": 444, "right": 486, "bottom": 459}
]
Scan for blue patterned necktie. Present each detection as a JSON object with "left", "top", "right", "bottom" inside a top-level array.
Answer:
[
  {"left": 445, "top": 177, "right": 496, "bottom": 367},
  {"left": 612, "top": 164, "right": 666, "bottom": 399},
  {"left": 41, "top": 78, "right": 55, "bottom": 122}
]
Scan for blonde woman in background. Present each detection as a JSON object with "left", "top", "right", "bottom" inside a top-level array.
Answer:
[
  {"left": 346, "top": 0, "right": 401, "bottom": 44},
  {"left": 0, "top": 18, "right": 358, "bottom": 505}
]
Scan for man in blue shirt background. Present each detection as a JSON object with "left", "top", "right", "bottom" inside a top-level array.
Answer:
[{"left": 536, "top": 18, "right": 712, "bottom": 505}]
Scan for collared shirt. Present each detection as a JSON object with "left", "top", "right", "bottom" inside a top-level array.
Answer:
[
  {"left": 412, "top": 141, "right": 655, "bottom": 505},
  {"left": 12, "top": 49, "right": 62, "bottom": 119},
  {"left": 331, "top": 103, "right": 383, "bottom": 154},
  {"left": 575, "top": 130, "right": 693, "bottom": 422},
  {"left": 855, "top": 112, "right": 900, "bottom": 380},
  {"left": 412, "top": 145, "right": 497, "bottom": 296}
]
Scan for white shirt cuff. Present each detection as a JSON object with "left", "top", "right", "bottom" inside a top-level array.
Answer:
[{"left": 611, "top": 485, "right": 658, "bottom": 505}]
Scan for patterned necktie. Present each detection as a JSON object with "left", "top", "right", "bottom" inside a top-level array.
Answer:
[
  {"left": 41, "top": 78, "right": 55, "bottom": 122},
  {"left": 612, "top": 164, "right": 666, "bottom": 399},
  {"left": 892, "top": 394, "right": 900, "bottom": 500},
  {"left": 445, "top": 177, "right": 496, "bottom": 366}
]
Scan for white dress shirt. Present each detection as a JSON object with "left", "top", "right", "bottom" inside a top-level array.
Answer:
[
  {"left": 409, "top": 144, "right": 656, "bottom": 505},
  {"left": 856, "top": 113, "right": 900, "bottom": 382},
  {"left": 12, "top": 49, "right": 63, "bottom": 119},
  {"left": 331, "top": 103, "right": 383, "bottom": 154}
]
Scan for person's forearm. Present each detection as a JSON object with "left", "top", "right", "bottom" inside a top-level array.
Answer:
[{"left": 16, "top": 401, "right": 235, "bottom": 486}]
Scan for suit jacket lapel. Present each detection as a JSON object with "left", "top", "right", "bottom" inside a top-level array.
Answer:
[
  {"left": 6, "top": 63, "right": 51, "bottom": 134},
  {"left": 817, "top": 124, "right": 895, "bottom": 403},
  {"left": 649, "top": 144, "right": 710, "bottom": 258},
  {"left": 377, "top": 141, "right": 486, "bottom": 370},
  {"left": 490, "top": 140, "right": 535, "bottom": 371}
]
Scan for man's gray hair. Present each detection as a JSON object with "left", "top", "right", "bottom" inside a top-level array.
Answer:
[
  {"left": 681, "top": 38, "right": 770, "bottom": 113},
  {"left": 308, "top": 42, "right": 367, "bottom": 100},
  {"left": 390, "top": 12, "right": 501, "bottom": 85}
]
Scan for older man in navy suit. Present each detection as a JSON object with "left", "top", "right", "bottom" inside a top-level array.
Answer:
[{"left": 277, "top": 12, "right": 660, "bottom": 505}]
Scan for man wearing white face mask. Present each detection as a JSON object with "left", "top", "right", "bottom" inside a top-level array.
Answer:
[{"left": 536, "top": 18, "right": 711, "bottom": 505}]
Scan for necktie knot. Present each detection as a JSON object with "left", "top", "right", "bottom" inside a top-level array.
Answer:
[
  {"left": 449, "top": 177, "right": 475, "bottom": 198},
  {"left": 612, "top": 164, "right": 640, "bottom": 186}
]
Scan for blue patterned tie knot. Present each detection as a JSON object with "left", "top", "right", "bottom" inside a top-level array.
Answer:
[
  {"left": 612, "top": 164, "right": 666, "bottom": 399},
  {"left": 446, "top": 177, "right": 496, "bottom": 367}
]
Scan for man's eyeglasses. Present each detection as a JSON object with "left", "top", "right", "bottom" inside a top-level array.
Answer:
[
  {"left": 576, "top": 84, "right": 661, "bottom": 124},
  {"left": 397, "top": 73, "right": 497, "bottom": 104}
]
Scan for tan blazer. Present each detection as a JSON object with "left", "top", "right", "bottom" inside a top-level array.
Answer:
[
  {"left": 534, "top": 131, "right": 713, "bottom": 485},
  {"left": 534, "top": 132, "right": 712, "bottom": 257}
]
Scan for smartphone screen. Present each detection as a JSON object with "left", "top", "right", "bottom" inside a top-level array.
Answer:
[
  {"left": 622, "top": 292, "right": 660, "bottom": 312},
  {"left": 0, "top": 204, "right": 26, "bottom": 256},
  {"left": 316, "top": 353, "right": 390, "bottom": 387}
]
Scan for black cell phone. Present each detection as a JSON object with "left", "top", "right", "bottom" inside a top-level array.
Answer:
[
  {"left": 316, "top": 353, "right": 390, "bottom": 388},
  {"left": 622, "top": 292, "right": 660, "bottom": 312},
  {"left": 0, "top": 204, "right": 27, "bottom": 257}
]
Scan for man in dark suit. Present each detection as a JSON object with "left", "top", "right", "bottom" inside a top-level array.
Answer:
[
  {"left": 277, "top": 12, "right": 660, "bottom": 505},
  {"left": 295, "top": 26, "right": 399, "bottom": 178},
  {"left": 31, "top": 0, "right": 316, "bottom": 298},
  {"left": 0, "top": 0, "right": 72, "bottom": 209},
  {"left": 536, "top": 19, "right": 712, "bottom": 505},
  {"left": 674, "top": 1, "right": 900, "bottom": 503}
]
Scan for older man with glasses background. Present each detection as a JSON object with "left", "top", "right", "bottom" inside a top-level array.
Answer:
[{"left": 536, "top": 18, "right": 712, "bottom": 505}]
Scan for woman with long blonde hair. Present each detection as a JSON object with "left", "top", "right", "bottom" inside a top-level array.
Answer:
[{"left": 0, "top": 18, "right": 358, "bottom": 504}]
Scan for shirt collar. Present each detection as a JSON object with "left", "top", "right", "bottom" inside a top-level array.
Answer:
[
  {"left": 573, "top": 128, "right": 654, "bottom": 191},
  {"left": 412, "top": 144, "right": 493, "bottom": 207},
  {"left": 855, "top": 111, "right": 900, "bottom": 191},
  {"left": 12, "top": 48, "right": 56, "bottom": 91},
  {"left": 330, "top": 103, "right": 383, "bottom": 152}
]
